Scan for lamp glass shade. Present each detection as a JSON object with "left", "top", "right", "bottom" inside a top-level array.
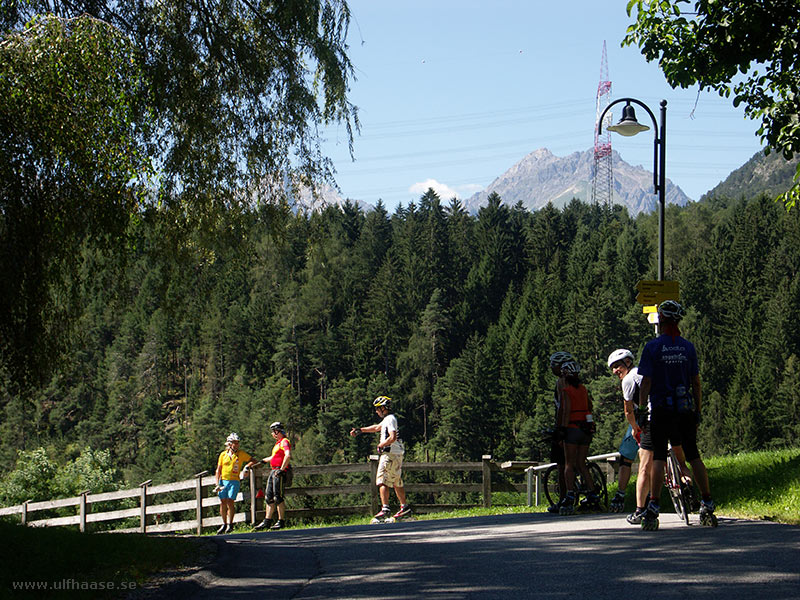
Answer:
[{"left": 607, "top": 104, "right": 650, "bottom": 137}]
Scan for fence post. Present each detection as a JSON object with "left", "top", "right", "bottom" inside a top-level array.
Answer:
[
  {"left": 249, "top": 467, "right": 257, "bottom": 525},
  {"left": 482, "top": 455, "right": 492, "bottom": 508},
  {"left": 369, "top": 455, "right": 380, "bottom": 515},
  {"left": 195, "top": 471, "right": 207, "bottom": 535},
  {"left": 79, "top": 491, "right": 90, "bottom": 533},
  {"left": 526, "top": 468, "right": 533, "bottom": 507},
  {"left": 139, "top": 480, "right": 152, "bottom": 534},
  {"left": 21, "top": 500, "right": 29, "bottom": 526}
]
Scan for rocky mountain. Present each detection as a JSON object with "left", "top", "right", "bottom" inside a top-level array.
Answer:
[
  {"left": 464, "top": 148, "right": 691, "bottom": 216},
  {"left": 700, "top": 149, "right": 799, "bottom": 202}
]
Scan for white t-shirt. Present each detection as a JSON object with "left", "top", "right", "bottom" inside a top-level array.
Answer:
[
  {"left": 621, "top": 367, "right": 643, "bottom": 404},
  {"left": 622, "top": 366, "right": 648, "bottom": 425},
  {"left": 380, "top": 413, "right": 405, "bottom": 455}
]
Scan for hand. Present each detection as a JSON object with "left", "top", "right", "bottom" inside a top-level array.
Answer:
[
  {"left": 633, "top": 427, "right": 642, "bottom": 444},
  {"left": 349, "top": 428, "right": 361, "bottom": 437}
]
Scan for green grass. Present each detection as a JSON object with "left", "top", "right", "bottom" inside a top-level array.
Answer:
[
  {"left": 5, "top": 448, "right": 798, "bottom": 596},
  {"left": 0, "top": 523, "right": 208, "bottom": 598},
  {"left": 705, "top": 447, "right": 800, "bottom": 524}
]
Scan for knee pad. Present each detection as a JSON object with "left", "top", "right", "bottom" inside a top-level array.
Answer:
[{"left": 619, "top": 458, "right": 633, "bottom": 469}]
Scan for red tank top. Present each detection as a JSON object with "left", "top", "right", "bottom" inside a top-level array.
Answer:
[{"left": 564, "top": 384, "right": 590, "bottom": 427}]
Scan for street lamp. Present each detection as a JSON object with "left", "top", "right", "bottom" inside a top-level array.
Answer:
[{"left": 598, "top": 98, "right": 667, "bottom": 281}]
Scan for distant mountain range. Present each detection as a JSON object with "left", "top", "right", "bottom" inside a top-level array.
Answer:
[
  {"left": 464, "top": 148, "right": 690, "bottom": 216},
  {"left": 312, "top": 146, "right": 795, "bottom": 216}
]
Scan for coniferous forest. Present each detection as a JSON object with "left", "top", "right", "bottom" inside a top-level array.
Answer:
[{"left": 2, "top": 188, "right": 800, "bottom": 501}]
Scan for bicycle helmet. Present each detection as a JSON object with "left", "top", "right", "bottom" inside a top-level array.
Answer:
[
  {"left": 270, "top": 421, "right": 285, "bottom": 433},
  {"left": 607, "top": 349, "right": 634, "bottom": 368},
  {"left": 560, "top": 360, "right": 581, "bottom": 376},
  {"left": 373, "top": 396, "right": 392, "bottom": 408},
  {"left": 658, "top": 300, "right": 685, "bottom": 322},
  {"left": 226, "top": 432, "right": 240, "bottom": 443},
  {"left": 549, "top": 351, "right": 574, "bottom": 369}
]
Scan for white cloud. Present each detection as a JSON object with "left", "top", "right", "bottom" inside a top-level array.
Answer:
[{"left": 409, "top": 179, "right": 462, "bottom": 200}]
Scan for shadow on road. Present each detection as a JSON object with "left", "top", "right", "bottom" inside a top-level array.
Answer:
[{"left": 146, "top": 512, "right": 800, "bottom": 599}]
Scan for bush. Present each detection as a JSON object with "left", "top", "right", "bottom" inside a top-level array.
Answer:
[{"left": 0, "top": 446, "right": 122, "bottom": 507}]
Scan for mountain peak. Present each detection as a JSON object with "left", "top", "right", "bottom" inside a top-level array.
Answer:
[{"left": 465, "top": 147, "right": 691, "bottom": 215}]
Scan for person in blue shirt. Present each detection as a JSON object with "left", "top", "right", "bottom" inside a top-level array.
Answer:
[{"left": 637, "top": 300, "right": 717, "bottom": 529}]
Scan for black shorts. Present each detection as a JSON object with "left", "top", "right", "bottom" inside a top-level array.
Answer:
[
  {"left": 649, "top": 409, "right": 699, "bottom": 462},
  {"left": 265, "top": 468, "right": 286, "bottom": 504},
  {"left": 639, "top": 422, "right": 653, "bottom": 451},
  {"left": 564, "top": 426, "right": 592, "bottom": 446}
]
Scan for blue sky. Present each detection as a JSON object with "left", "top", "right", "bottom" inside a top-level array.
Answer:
[{"left": 321, "top": 1, "right": 764, "bottom": 211}]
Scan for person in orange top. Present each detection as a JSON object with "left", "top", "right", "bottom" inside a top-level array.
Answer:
[
  {"left": 556, "top": 361, "right": 601, "bottom": 515},
  {"left": 253, "top": 421, "right": 292, "bottom": 531},
  {"left": 214, "top": 432, "right": 257, "bottom": 534}
]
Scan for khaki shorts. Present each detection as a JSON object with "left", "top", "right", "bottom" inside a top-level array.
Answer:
[{"left": 376, "top": 453, "right": 404, "bottom": 488}]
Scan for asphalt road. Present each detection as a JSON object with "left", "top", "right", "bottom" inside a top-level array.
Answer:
[{"left": 153, "top": 512, "right": 800, "bottom": 599}]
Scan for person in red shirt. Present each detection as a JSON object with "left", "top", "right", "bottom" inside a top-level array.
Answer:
[
  {"left": 253, "top": 422, "right": 292, "bottom": 531},
  {"left": 557, "top": 361, "right": 601, "bottom": 514}
]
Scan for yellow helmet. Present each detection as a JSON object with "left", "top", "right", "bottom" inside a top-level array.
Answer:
[{"left": 372, "top": 396, "right": 392, "bottom": 408}]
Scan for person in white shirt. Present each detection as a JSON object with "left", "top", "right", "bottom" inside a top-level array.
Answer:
[{"left": 350, "top": 396, "right": 411, "bottom": 521}]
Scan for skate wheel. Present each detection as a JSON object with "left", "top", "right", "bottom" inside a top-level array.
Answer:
[
  {"left": 384, "top": 517, "right": 395, "bottom": 523},
  {"left": 370, "top": 518, "right": 381, "bottom": 524},
  {"left": 701, "top": 514, "right": 718, "bottom": 527}
]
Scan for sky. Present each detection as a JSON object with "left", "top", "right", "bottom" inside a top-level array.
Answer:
[{"left": 320, "top": 1, "right": 765, "bottom": 211}]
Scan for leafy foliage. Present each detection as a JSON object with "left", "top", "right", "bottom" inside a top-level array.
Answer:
[
  {"left": 0, "top": 14, "right": 148, "bottom": 388},
  {"left": 0, "top": 2, "right": 359, "bottom": 390},
  {"left": 624, "top": 0, "right": 800, "bottom": 209},
  {"left": 0, "top": 447, "right": 120, "bottom": 505}
]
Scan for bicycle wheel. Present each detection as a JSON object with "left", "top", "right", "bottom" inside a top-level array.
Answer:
[
  {"left": 542, "top": 464, "right": 561, "bottom": 506},
  {"left": 585, "top": 462, "right": 608, "bottom": 508},
  {"left": 666, "top": 451, "right": 689, "bottom": 525}
]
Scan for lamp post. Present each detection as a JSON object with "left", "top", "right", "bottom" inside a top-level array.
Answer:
[{"left": 597, "top": 98, "right": 667, "bottom": 281}]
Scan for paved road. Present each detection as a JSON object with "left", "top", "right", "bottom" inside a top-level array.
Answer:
[{"left": 155, "top": 512, "right": 800, "bottom": 599}]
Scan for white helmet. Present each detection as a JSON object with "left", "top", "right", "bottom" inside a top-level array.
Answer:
[
  {"left": 226, "top": 432, "right": 240, "bottom": 443},
  {"left": 607, "top": 349, "right": 634, "bottom": 368}
]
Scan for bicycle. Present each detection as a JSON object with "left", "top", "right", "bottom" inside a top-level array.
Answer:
[
  {"left": 664, "top": 443, "right": 699, "bottom": 526},
  {"left": 538, "top": 429, "right": 608, "bottom": 510}
]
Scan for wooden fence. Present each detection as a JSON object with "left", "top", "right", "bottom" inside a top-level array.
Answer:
[{"left": 0, "top": 454, "right": 529, "bottom": 534}]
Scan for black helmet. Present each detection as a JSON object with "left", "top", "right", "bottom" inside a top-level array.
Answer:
[
  {"left": 549, "top": 351, "right": 574, "bottom": 370},
  {"left": 658, "top": 300, "right": 685, "bottom": 322},
  {"left": 270, "top": 421, "right": 285, "bottom": 434},
  {"left": 560, "top": 360, "right": 581, "bottom": 376}
]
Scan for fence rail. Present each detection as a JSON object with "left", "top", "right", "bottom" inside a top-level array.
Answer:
[
  {"left": 0, "top": 454, "right": 527, "bottom": 534},
  {"left": 525, "top": 452, "right": 622, "bottom": 506},
  {"left": 0, "top": 452, "right": 621, "bottom": 533}
]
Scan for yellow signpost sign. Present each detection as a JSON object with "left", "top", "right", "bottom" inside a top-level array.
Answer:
[{"left": 635, "top": 280, "right": 679, "bottom": 305}]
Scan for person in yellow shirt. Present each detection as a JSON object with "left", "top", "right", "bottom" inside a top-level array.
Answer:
[{"left": 214, "top": 432, "right": 257, "bottom": 534}]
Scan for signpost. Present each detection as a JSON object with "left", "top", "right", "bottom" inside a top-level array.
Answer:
[{"left": 635, "top": 280, "right": 679, "bottom": 305}]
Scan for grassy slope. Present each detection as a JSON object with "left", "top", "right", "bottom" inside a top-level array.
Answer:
[{"left": 3, "top": 448, "right": 798, "bottom": 596}]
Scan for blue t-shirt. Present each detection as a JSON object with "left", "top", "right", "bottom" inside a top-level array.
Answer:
[{"left": 638, "top": 334, "right": 698, "bottom": 412}]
